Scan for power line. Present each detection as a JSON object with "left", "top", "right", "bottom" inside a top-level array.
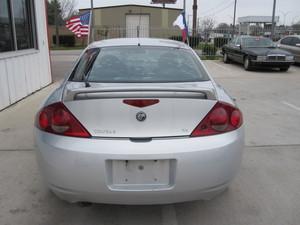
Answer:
[
  {"left": 205, "top": 1, "right": 235, "bottom": 17},
  {"left": 201, "top": 0, "right": 232, "bottom": 16}
]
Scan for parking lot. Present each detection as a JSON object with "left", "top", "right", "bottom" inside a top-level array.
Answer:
[{"left": 0, "top": 50, "right": 299, "bottom": 225}]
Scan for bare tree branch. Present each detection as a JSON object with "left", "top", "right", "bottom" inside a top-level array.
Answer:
[
  {"left": 59, "top": 0, "right": 78, "bottom": 19},
  {"left": 201, "top": 17, "right": 216, "bottom": 31}
]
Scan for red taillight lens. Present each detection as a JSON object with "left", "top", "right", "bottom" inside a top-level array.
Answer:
[
  {"left": 123, "top": 99, "right": 159, "bottom": 108},
  {"left": 231, "top": 110, "right": 242, "bottom": 127},
  {"left": 36, "top": 102, "right": 91, "bottom": 138},
  {"left": 39, "top": 111, "right": 49, "bottom": 130},
  {"left": 191, "top": 102, "right": 243, "bottom": 137}
]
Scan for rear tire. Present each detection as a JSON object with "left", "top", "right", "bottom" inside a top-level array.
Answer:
[
  {"left": 244, "top": 56, "right": 253, "bottom": 71},
  {"left": 280, "top": 66, "right": 290, "bottom": 72},
  {"left": 223, "top": 53, "right": 230, "bottom": 64}
]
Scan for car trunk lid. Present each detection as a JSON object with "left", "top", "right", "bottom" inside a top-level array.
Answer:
[{"left": 62, "top": 81, "right": 218, "bottom": 138}]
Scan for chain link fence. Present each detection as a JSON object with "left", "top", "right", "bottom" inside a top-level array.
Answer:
[{"left": 92, "top": 25, "right": 300, "bottom": 58}]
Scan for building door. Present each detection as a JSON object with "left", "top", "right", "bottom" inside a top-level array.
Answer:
[{"left": 126, "top": 15, "right": 150, "bottom": 38}]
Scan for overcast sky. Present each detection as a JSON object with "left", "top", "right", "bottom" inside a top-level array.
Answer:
[{"left": 77, "top": 0, "right": 300, "bottom": 25}]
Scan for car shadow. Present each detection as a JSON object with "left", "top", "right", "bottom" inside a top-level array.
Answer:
[{"left": 225, "top": 60, "right": 294, "bottom": 73}]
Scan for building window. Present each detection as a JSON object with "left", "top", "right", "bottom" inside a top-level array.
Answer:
[
  {"left": 0, "top": 0, "right": 14, "bottom": 52},
  {"left": 0, "top": 0, "right": 37, "bottom": 53}
]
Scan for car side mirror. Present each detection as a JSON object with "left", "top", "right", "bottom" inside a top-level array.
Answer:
[{"left": 296, "top": 43, "right": 300, "bottom": 47}]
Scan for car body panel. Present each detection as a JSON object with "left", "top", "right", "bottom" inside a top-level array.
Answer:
[
  {"left": 64, "top": 98, "right": 216, "bottom": 138},
  {"left": 62, "top": 81, "right": 218, "bottom": 138},
  {"left": 35, "top": 127, "right": 244, "bottom": 204}
]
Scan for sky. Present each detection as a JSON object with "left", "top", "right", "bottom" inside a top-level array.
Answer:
[{"left": 76, "top": 0, "right": 300, "bottom": 26}]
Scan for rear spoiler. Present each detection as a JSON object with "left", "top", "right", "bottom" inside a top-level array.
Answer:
[{"left": 63, "top": 87, "right": 217, "bottom": 101}]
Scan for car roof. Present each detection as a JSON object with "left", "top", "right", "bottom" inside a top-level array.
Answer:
[{"left": 88, "top": 38, "right": 190, "bottom": 49}]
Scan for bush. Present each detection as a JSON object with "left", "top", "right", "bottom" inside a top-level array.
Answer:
[
  {"left": 197, "top": 42, "right": 207, "bottom": 49},
  {"left": 53, "top": 35, "right": 75, "bottom": 47},
  {"left": 214, "top": 37, "right": 230, "bottom": 48},
  {"left": 188, "top": 36, "right": 203, "bottom": 48},
  {"left": 202, "top": 43, "right": 217, "bottom": 56}
]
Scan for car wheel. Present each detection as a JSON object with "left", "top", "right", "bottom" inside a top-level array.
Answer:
[
  {"left": 280, "top": 66, "right": 290, "bottom": 72},
  {"left": 223, "top": 53, "right": 230, "bottom": 64},
  {"left": 244, "top": 56, "right": 252, "bottom": 71}
]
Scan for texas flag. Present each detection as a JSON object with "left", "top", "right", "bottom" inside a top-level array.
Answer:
[{"left": 173, "top": 11, "right": 188, "bottom": 43}]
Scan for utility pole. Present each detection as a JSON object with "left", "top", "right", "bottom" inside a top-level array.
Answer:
[
  {"left": 183, "top": 0, "right": 186, "bottom": 14},
  {"left": 192, "top": 0, "right": 198, "bottom": 36},
  {"left": 271, "top": 0, "right": 277, "bottom": 40},
  {"left": 232, "top": 0, "right": 237, "bottom": 38},
  {"left": 89, "top": 0, "right": 94, "bottom": 43}
]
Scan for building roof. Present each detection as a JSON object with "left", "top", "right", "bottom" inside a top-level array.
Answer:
[
  {"left": 238, "top": 16, "right": 280, "bottom": 23},
  {"left": 88, "top": 38, "right": 189, "bottom": 49},
  {"left": 80, "top": 4, "right": 182, "bottom": 11}
]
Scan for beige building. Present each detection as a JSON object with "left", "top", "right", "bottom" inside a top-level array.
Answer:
[{"left": 80, "top": 4, "right": 182, "bottom": 40}]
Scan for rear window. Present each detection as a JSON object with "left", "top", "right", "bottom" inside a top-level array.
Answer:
[
  {"left": 242, "top": 37, "right": 275, "bottom": 48},
  {"left": 71, "top": 46, "right": 210, "bottom": 83}
]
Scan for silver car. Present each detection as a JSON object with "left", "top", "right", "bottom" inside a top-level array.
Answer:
[
  {"left": 278, "top": 35, "right": 300, "bottom": 63},
  {"left": 35, "top": 38, "right": 244, "bottom": 205}
]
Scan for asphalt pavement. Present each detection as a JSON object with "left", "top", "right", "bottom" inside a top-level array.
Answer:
[{"left": 0, "top": 50, "right": 299, "bottom": 225}]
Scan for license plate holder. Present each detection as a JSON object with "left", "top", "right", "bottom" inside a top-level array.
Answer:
[{"left": 107, "top": 159, "right": 176, "bottom": 190}]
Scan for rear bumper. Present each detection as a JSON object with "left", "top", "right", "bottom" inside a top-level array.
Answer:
[{"left": 35, "top": 128, "right": 244, "bottom": 204}]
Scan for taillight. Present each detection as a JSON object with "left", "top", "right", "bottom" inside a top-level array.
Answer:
[
  {"left": 191, "top": 101, "right": 243, "bottom": 137},
  {"left": 36, "top": 102, "right": 91, "bottom": 138},
  {"left": 123, "top": 99, "right": 159, "bottom": 108}
]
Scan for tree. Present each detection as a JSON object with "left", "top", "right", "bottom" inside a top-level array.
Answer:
[
  {"left": 216, "top": 23, "right": 230, "bottom": 30},
  {"left": 60, "top": 0, "right": 78, "bottom": 20},
  {"left": 201, "top": 17, "right": 216, "bottom": 41},
  {"left": 47, "top": 0, "right": 62, "bottom": 26},
  {"left": 201, "top": 17, "right": 216, "bottom": 30},
  {"left": 216, "top": 23, "right": 230, "bottom": 34},
  {"left": 47, "top": 0, "right": 62, "bottom": 46},
  {"left": 47, "top": 0, "right": 77, "bottom": 24},
  {"left": 47, "top": 0, "right": 78, "bottom": 47}
]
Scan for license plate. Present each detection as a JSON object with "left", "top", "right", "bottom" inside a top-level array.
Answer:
[{"left": 107, "top": 159, "right": 175, "bottom": 190}]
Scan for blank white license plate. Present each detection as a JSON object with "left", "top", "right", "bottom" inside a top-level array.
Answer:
[{"left": 108, "top": 160, "right": 174, "bottom": 190}]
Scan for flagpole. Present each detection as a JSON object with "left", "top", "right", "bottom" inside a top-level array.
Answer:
[
  {"left": 183, "top": 0, "right": 189, "bottom": 46},
  {"left": 186, "top": 27, "right": 190, "bottom": 46},
  {"left": 87, "top": 11, "right": 92, "bottom": 44},
  {"left": 88, "top": 0, "right": 94, "bottom": 44}
]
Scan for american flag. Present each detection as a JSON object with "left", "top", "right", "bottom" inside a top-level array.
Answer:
[{"left": 66, "top": 12, "right": 91, "bottom": 38}]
